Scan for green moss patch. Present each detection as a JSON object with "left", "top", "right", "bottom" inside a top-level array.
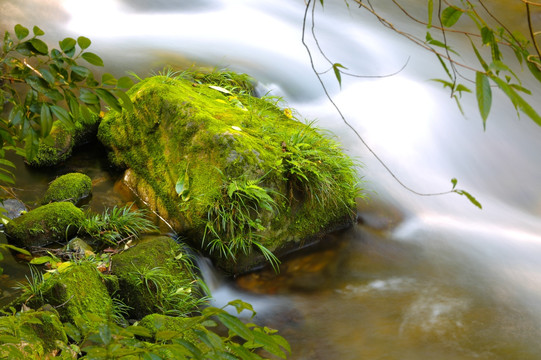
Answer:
[
  {"left": 111, "top": 235, "right": 201, "bottom": 319},
  {"left": 5, "top": 202, "right": 85, "bottom": 248},
  {"left": 98, "top": 73, "right": 361, "bottom": 273},
  {"left": 42, "top": 172, "right": 92, "bottom": 206}
]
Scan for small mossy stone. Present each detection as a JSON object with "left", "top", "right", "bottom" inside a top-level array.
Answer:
[
  {"left": 42, "top": 172, "right": 92, "bottom": 206},
  {"left": 111, "top": 236, "right": 196, "bottom": 319},
  {"left": 27, "top": 114, "right": 99, "bottom": 168},
  {"left": 39, "top": 262, "right": 113, "bottom": 328},
  {"left": 5, "top": 202, "right": 85, "bottom": 248},
  {"left": 0, "top": 309, "right": 67, "bottom": 357}
]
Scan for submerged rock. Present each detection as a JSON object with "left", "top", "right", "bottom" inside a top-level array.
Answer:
[
  {"left": 98, "top": 73, "right": 361, "bottom": 273},
  {"left": 5, "top": 202, "right": 84, "bottom": 248},
  {"left": 41, "top": 172, "right": 92, "bottom": 206},
  {"left": 0, "top": 198, "right": 27, "bottom": 223}
]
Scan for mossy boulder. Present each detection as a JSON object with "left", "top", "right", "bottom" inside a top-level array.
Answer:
[
  {"left": 27, "top": 114, "right": 99, "bottom": 168},
  {"left": 111, "top": 235, "right": 199, "bottom": 319},
  {"left": 42, "top": 172, "right": 92, "bottom": 206},
  {"left": 0, "top": 309, "right": 67, "bottom": 357},
  {"left": 5, "top": 202, "right": 85, "bottom": 248},
  {"left": 98, "top": 74, "right": 360, "bottom": 273},
  {"left": 18, "top": 263, "right": 113, "bottom": 329},
  {"left": 139, "top": 314, "right": 204, "bottom": 343}
]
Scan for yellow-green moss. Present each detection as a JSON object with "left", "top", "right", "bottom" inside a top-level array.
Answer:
[
  {"left": 98, "top": 73, "right": 361, "bottom": 273},
  {"left": 34, "top": 263, "right": 113, "bottom": 328},
  {"left": 111, "top": 236, "right": 198, "bottom": 319},
  {"left": 27, "top": 114, "right": 99, "bottom": 168},
  {"left": 42, "top": 172, "right": 92, "bottom": 205},
  {"left": 5, "top": 202, "right": 85, "bottom": 248}
]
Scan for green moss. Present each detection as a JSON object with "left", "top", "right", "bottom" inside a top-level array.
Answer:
[
  {"left": 98, "top": 73, "right": 361, "bottom": 273},
  {"left": 28, "top": 262, "right": 114, "bottom": 329},
  {"left": 111, "top": 236, "right": 200, "bottom": 319},
  {"left": 42, "top": 172, "right": 92, "bottom": 205},
  {"left": 5, "top": 202, "right": 85, "bottom": 248},
  {"left": 139, "top": 314, "right": 203, "bottom": 342},
  {"left": 28, "top": 113, "right": 99, "bottom": 168},
  {"left": 0, "top": 309, "right": 67, "bottom": 357}
]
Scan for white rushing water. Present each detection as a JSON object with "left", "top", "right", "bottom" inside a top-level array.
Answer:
[{"left": 3, "top": 0, "right": 541, "bottom": 357}]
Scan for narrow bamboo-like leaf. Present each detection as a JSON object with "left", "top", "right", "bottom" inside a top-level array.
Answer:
[
  {"left": 29, "top": 38, "right": 48, "bottom": 54},
  {"left": 455, "top": 190, "right": 482, "bottom": 209},
  {"left": 0, "top": 171, "right": 15, "bottom": 185},
  {"left": 95, "top": 88, "right": 122, "bottom": 112},
  {"left": 441, "top": 6, "right": 463, "bottom": 27},
  {"left": 81, "top": 52, "right": 104, "bottom": 66},
  {"left": 475, "top": 72, "right": 492, "bottom": 128},
  {"left": 470, "top": 40, "right": 489, "bottom": 71},
  {"left": 30, "top": 256, "right": 55, "bottom": 265},
  {"left": 490, "top": 75, "right": 541, "bottom": 126},
  {"left": 2, "top": 244, "right": 30, "bottom": 255},
  {"left": 480, "top": 26, "right": 494, "bottom": 46},
  {"left": 32, "top": 25, "right": 45, "bottom": 36},
  {"left": 14, "top": 24, "right": 29, "bottom": 40},
  {"left": 77, "top": 36, "right": 91, "bottom": 50},
  {"left": 332, "top": 63, "right": 347, "bottom": 89},
  {"left": 218, "top": 312, "right": 254, "bottom": 341},
  {"left": 427, "top": 0, "right": 433, "bottom": 28}
]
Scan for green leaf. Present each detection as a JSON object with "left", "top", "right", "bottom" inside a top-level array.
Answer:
[
  {"left": 14, "top": 24, "right": 29, "bottom": 40},
  {"left": 112, "top": 89, "right": 134, "bottom": 113},
  {"left": 332, "top": 63, "right": 347, "bottom": 89},
  {"left": 77, "top": 36, "right": 91, "bottom": 50},
  {"left": 29, "top": 38, "right": 48, "bottom": 54},
  {"left": 455, "top": 190, "right": 482, "bottom": 209},
  {"left": 60, "top": 37, "right": 77, "bottom": 54},
  {"left": 30, "top": 256, "right": 55, "bottom": 265},
  {"left": 101, "top": 73, "right": 117, "bottom": 86},
  {"left": 51, "top": 105, "right": 73, "bottom": 128},
  {"left": 217, "top": 312, "right": 254, "bottom": 341},
  {"left": 117, "top": 76, "right": 135, "bottom": 89},
  {"left": 470, "top": 40, "right": 489, "bottom": 72},
  {"left": 0, "top": 171, "right": 15, "bottom": 185},
  {"left": 71, "top": 65, "right": 90, "bottom": 79},
  {"left": 40, "top": 103, "right": 53, "bottom": 138},
  {"left": 2, "top": 244, "right": 30, "bottom": 255},
  {"left": 451, "top": 178, "right": 458, "bottom": 190},
  {"left": 441, "top": 6, "right": 463, "bottom": 27},
  {"left": 32, "top": 26, "right": 45, "bottom": 36},
  {"left": 490, "top": 75, "right": 541, "bottom": 126},
  {"left": 95, "top": 88, "right": 122, "bottom": 112},
  {"left": 79, "top": 89, "right": 100, "bottom": 104},
  {"left": 81, "top": 52, "right": 104, "bottom": 67},
  {"left": 475, "top": 72, "right": 492, "bottom": 128}
]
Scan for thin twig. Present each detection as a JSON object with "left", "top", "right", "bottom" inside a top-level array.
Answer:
[{"left": 302, "top": 0, "right": 454, "bottom": 197}]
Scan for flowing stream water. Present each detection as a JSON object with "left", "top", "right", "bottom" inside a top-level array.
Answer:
[{"left": 2, "top": 0, "right": 541, "bottom": 358}]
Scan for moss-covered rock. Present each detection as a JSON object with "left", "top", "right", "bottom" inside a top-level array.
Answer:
[
  {"left": 98, "top": 73, "right": 361, "bottom": 273},
  {"left": 45, "top": 263, "right": 113, "bottom": 326},
  {"left": 5, "top": 202, "right": 85, "bottom": 248},
  {"left": 111, "top": 235, "right": 200, "bottom": 319},
  {"left": 42, "top": 172, "right": 92, "bottom": 206},
  {"left": 27, "top": 114, "right": 100, "bottom": 168},
  {"left": 0, "top": 309, "right": 67, "bottom": 357}
]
